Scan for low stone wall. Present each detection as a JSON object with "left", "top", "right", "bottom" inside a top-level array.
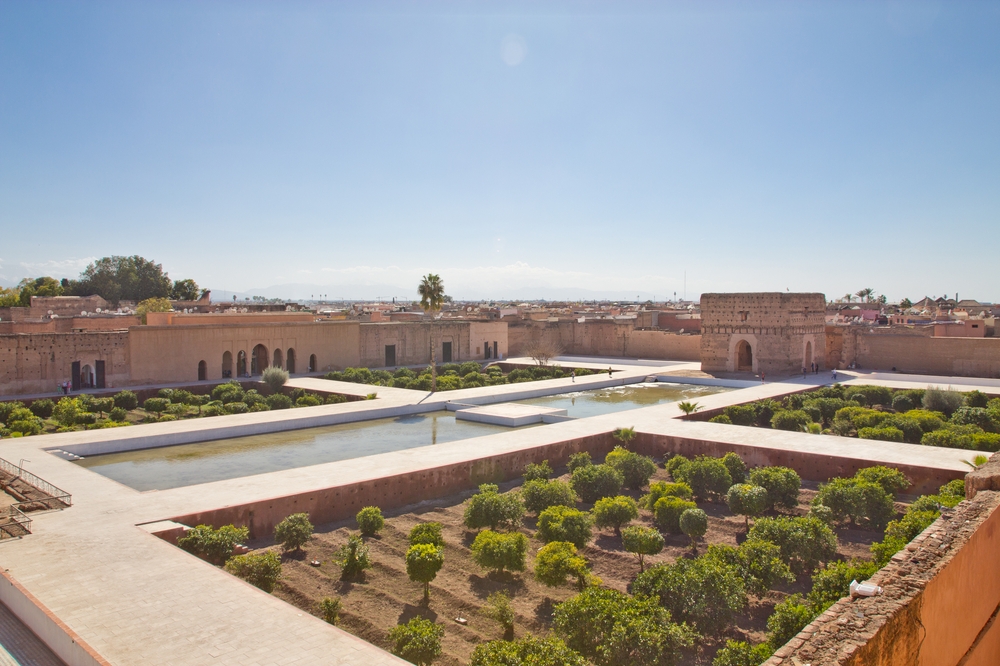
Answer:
[{"left": 764, "top": 454, "right": 1000, "bottom": 666}]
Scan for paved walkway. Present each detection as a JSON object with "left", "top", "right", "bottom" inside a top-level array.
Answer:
[{"left": 0, "top": 359, "right": 984, "bottom": 665}]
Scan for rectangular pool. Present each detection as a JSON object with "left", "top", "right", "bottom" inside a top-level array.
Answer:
[{"left": 514, "top": 383, "right": 730, "bottom": 419}]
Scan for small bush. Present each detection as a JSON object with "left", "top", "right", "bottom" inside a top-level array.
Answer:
[
  {"left": 923, "top": 387, "right": 964, "bottom": 416},
  {"left": 225, "top": 552, "right": 282, "bottom": 592},
  {"left": 262, "top": 366, "right": 289, "bottom": 394},
  {"left": 712, "top": 640, "right": 773, "bottom": 666},
  {"left": 534, "top": 541, "right": 590, "bottom": 589},
  {"left": 672, "top": 456, "right": 732, "bottom": 499},
  {"left": 296, "top": 394, "right": 322, "bottom": 407},
  {"left": 721, "top": 452, "right": 748, "bottom": 484},
  {"left": 570, "top": 464, "right": 624, "bottom": 504},
  {"left": 653, "top": 496, "right": 697, "bottom": 534},
  {"left": 337, "top": 534, "right": 372, "bottom": 579},
  {"left": 523, "top": 459, "right": 553, "bottom": 482},
  {"left": 592, "top": 496, "right": 638, "bottom": 536},
  {"left": 521, "top": 478, "right": 575, "bottom": 514},
  {"left": 566, "top": 451, "right": 592, "bottom": 473},
  {"left": 771, "top": 410, "right": 811, "bottom": 432},
  {"left": 726, "top": 484, "right": 768, "bottom": 530},
  {"left": 409, "top": 522, "right": 444, "bottom": 547},
  {"left": 463, "top": 484, "right": 525, "bottom": 531},
  {"left": 319, "top": 597, "right": 341, "bottom": 625},
  {"left": 704, "top": 540, "right": 793, "bottom": 597},
  {"left": 724, "top": 404, "right": 758, "bottom": 426},
  {"left": 113, "top": 390, "right": 139, "bottom": 410},
  {"left": 480, "top": 591, "right": 515, "bottom": 640},
  {"left": 747, "top": 516, "right": 837, "bottom": 571},
  {"left": 406, "top": 543, "right": 445, "bottom": 601},
  {"left": 266, "top": 393, "right": 293, "bottom": 410},
  {"left": 143, "top": 397, "right": 170, "bottom": 414},
  {"left": 8, "top": 419, "right": 41, "bottom": 435},
  {"left": 604, "top": 446, "right": 657, "bottom": 490},
  {"left": 621, "top": 525, "right": 664, "bottom": 572},
  {"left": 951, "top": 406, "right": 998, "bottom": 432},
  {"left": 632, "top": 556, "right": 747, "bottom": 634},
  {"left": 641, "top": 481, "right": 693, "bottom": 509},
  {"left": 109, "top": 406, "right": 128, "bottom": 422},
  {"left": 177, "top": 524, "right": 249, "bottom": 565},
  {"left": 471, "top": 530, "right": 528, "bottom": 574},
  {"left": 356, "top": 506, "right": 385, "bottom": 536},
  {"left": 858, "top": 426, "right": 904, "bottom": 442},
  {"left": 537, "top": 505, "right": 594, "bottom": 548},
  {"left": 748, "top": 466, "right": 801, "bottom": 511},
  {"left": 388, "top": 617, "right": 443, "bottom": 666},
  {"left": 224, "top": 401, "right": 248, "bottom": 414},
  {"left": 891, "top": 393, "right": 916, "bottom": 412},
  {"left": 29, "top": 399, "right": 55, "bottom": 419},
  {"left": 274, "top": 513, "right": 313, "bottom": 552},
  {"left": 904, "top": 408, "right": 946, "bottom": 432},
  {"left": 854, "top": 466, "right": 911, "bottom": 496},
  {"left": 813, "top": 477, "right": 895, "bottom": 529},
  {"left": 470, "top": 635, "right": 587, "bottom": 666},
  {"left": 709, "top": 414, "right": 732, "bottom": 424},
  {"left": 665, "top": 453, "right": 690, "bottom": 479},
  {"left": 680, "top": 508, "right": 708, "bottom": 550},
  {"left": 766, "top": 595, "right": 815, "bottom": 649}
]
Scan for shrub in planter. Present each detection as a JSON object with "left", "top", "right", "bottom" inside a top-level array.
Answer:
[
  {"left": 534, "top": 541, "right": 590, "bottom": 589},
  {"left": 653, "top": 496, "right": 697, "bottom": 534},
  {"left": 664, "top": 454, "right": 690, "bottom": 479},
  {"left": 537, "top": 505, "right": 594, "bottom": 548},
  {"left": 621, "top": 525, "right": 664, "bottom": 572},
  {"left": 747, "top": 516, "right": 837, "bottom": 571},
  {"left": 388, "top": 617, "right": 443, "bottom": 666},
  {"left": 470, "top": 635, "right": 587, "bottom": 666},
  {"left": 721, "top": 452, "right": 748, "bottom": 484},
  {"left": 522, "top": 459, "right": 553, "bottom": 482},
  {"left": 570, "top": 464, "right": 624, "bottom": 504},
  {"left": 566, "top": 451, "right": 592, "bottom": 473},
  {"left": 891, "top": 393, "right": 916, "bottom": 413},
  {"left": 766, "top": 595, "right": 816, "bottom": 649},
  {"left": 406, "top": 543, "right": 444, "bottom": 601},
  {"left": 858, "top": 426, "right": 904, "bottom": 442},
  {"left": 337, "top": 534, "right": 372, "bottom": 579},
  {"left": 266, "top": 393, "right": 293, "bottom": 410},
  {"left": 951, "top": 406, "right": 998, "bottom": 432},
  {"left": 923, "top": 388, "right": 964, "bottom": 416},
  {"left": 812, "top": 478, "right": 895, "bottom": 529},
  {"left": 463, "top": 484, "right": 525, "bottom": 531},
  {"left": 854, "top": 466, "right": 910, "bottom": 496},
  {"left": 262, "top": 366, "right": 289, "bottom": 394},
  {"left": 723, "top": 404, "right": 757, "bottom": 426},
  {"left": 9, "top": 419, "right": 41, "bottom": 435},
  {"left": 274, "top": 513, "right": 313, "bottom": 552},
  {"left": 409, "top": 522, "right": 444, "bottom": 547},
  {"left": 75, "top": 412, "right": 97, "bottom": 425},
  {"left": 29, "top": 399, "right": 55, "bottom": 419},
  {"left": 143, "top": 397, "right": 170, "bottom": 415},
  {"left": 202, "top": 404, "right": 226, "bottom": 417},
  {"left": 632, "top": 555, "right": 747, "bottom": 634},
  {"left": 224, "top": 402, "right": 248, "bottom": 414},
  {"left": 726, "top": 484, "right": 768, "bottom": 530},
  {"left": 748, "top": 466, "right": 801, "bottom": 511},
  {"left": 470, "top": 530, "right": 528, "bottom": 574},
  {"left": 113, "top": 390, "right": 139, "bottom": 411},
  {"left": 672, "top": 456, "right": 732, "bottom": 500},
  {"left": 709, "top": 414, "right": 732, "bottom": 424},
  {"left": 109, "top": 407, "right": 128, "bottom": 422},
  {"left": 521, "top": 479, "right": 576, "bottom": 514},
  {"left": 356, "top": 506, "right": 385, "bottom": 536},
  {"left": 904, "top": 409, "right": 946, "bottom": 432},
  {"left": 604, "top": 446, "right": 657, "bottom": 490},
  {"left": 319, "top": 597, "right": 341, "bottom": 625},
  {"left": 641, "top": 481, "right": 693, "bottom": 509},
  {"left": 680, "top": 508, "right": 708, "bottom": 552},
  {"left": 770, "top": 409, "right": 811, "bottom": 432},
  {"left": 178, "top": 524, "right": 249, "bottom": 565},
  {"left": 712, "top": 640, "right": 773, "bottom": 666},
  {"left": 703, "top": 540, "right": 793, "bottom": 598},
  {"left": 296, "top": 394, "right": 322, "bottom": 407},
  {"left": 883, "top": 416, "right": 923, "bottom": 443},
  {"left": 592, "top": 496, "right": 638, "bottom": 536},
  {"left": 809, "top": 559, "right": 879, "bottom": 612},
  {"left": 225, "top": 552, "right": 282, "bottom": 592}
]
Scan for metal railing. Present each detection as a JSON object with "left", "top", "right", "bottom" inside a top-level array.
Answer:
[
  {"left": 0, "top": 457, "right": 72, "bottom": 509},
  {"left": 0, "top": 505, "right": 31, "bottom": 539}
]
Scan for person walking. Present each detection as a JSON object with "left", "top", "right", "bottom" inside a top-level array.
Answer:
[
  {"left": 607, "top": 367, "right": 612, "bottom": 378},
  {"left": 571, "top": 370, "right": 575, "bottom": 383}
]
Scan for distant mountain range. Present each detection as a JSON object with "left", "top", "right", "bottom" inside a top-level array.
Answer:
[{"left": 210, "top": 283, "right": 664, "bottom": 303}]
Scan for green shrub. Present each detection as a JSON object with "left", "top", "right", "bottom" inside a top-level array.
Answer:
[
  {"left": 463, "top": 484, "right": 525, "bottom": 531},
  {"left": 274, "top": 513, "right": 313, "bottom": 552},
  {"left": 570, "top": 464, "right": 624, "bottom": 504},
  {"left": 242, "top": 389, "right": 266, "bottom": 408},
  {"left": 641, "top": 481, "right": 693, "bottom": 509},
  {"left": 470, "top": 635, "right": 588, "bottom": 666},
  {"left": 723, "top": 404, "right": 757, "bottom": 426},
  {"left": 813, "top": 478, "right": 895, "bottom": 529},
  {"left": 882, "top": 416, "right": 923, "bottom": 443},
  {"left": 8, "top": 419, "right": 41, "bottom": 435},
  {"left": 766, "top": 595, "right": 816, "bottom": 649},
  {"left": 726, "top": 484, "right": 768, "bottom": 530},
  {"left": 406, "top": 543, "right": 445, "bottom": 601},
  {"left": 202, "top": 404, "right": 225, "bottom": 417},
  {"left": 266, "top": 393, "right": 293, "bottom": 410},
  {"left": 923, "top": 388, "right": 964, "bottom": 416},
  {"left": 319, "top": 597, "right": 341, "bottom": 625},
  {"left": 965, "top": 390, "right": 989, "bottom": 408},
  {"left": 521, "top": 479, "right": 576, "bottom": 514},
  {"left": 471, "top": 530, "right": 528, "bottom": 574},
  {"left": 904, "top": 409, "right": 946, "bottom": 432},
  {"left": 844, "top": 385, "right": 893, "bottom": 408},
  {"left": 534, "top": 541, "right": 590, "bottom": 589},
  {"left": 747, "top": 516, "right": 837, "bottom": 571},
  {"left": 109, "top": 407, "right": 128, "bottom": 422},
  {"left": 177, "top": 524, "right": 249, "bottom": 565},
  {"left": 337, "top": 534, "right": 372, "bottom": 579},
  {"left": 166, "top": 402, "right": 188, "bottom": 416},
  {"left": 113, "top": 390, "right": 139, "bottom": 410},
  {"left": 566, "top": 451, "right": 592, "bottom": 473},
  {"left": 809, "top": 559, "right": 879, "bottom": 611},
  {"left": 680, "top": 508, "right": 708, "bottom": 550},
  {"left": 52, "top": 398, "right": 82, "bottom": 426},
  {"left": 0, "top": 401, "right": 26, "bottom": 425},
  {"left": 262, "top": 366, "right": 288, "bottom": 393},
  {"left": 704, "top": 540, "right": 793, "bottom": 597},
  {"left": 858, "top": 426, "right": 904, "bottom": 442},
  {"left": 653, "top": 496, "right": 697, "bottom": 534},
  {"left": 920, "top": 424, "right": 986, "bottom": 449},
  {"left": 633, "top": 555, "right": 747, "bottom": 633},
  {"left": 553, "top": 587, "right": 695, "bottom": 666},
  {"left": 664, "top": 454, "right": 689, "bottom": 479},
  {"left": 409, "top": 522, "right": 444, "bottom": 547},
  {"left": 522, "top": 459, "right": 553, "bottom": 482},
  {"left": 803, "top": 397, "right": 849, "bottom": 424},
  {"left": 771, "top": 409, "right": 811, "bottom": 432},
  {"left": 592, "top": 496, "right": 638, "bottom": 536},
  {"left": 537, "top": 505, "right": 594, "bottom": 548},
  {"left": 712, "top": 640, "right": 773, "bottom": 666},
  {"left": 621, "top": 525, "right": 664, "bottom": 572},
  {"left": 224, "top": 401, "right": 248, "bottom": 414},
  {"left": 29, "top": 399, "right": 55, "bottom": 419},
  {"left": 296, "top": 394, "right": 322, "bottom": 407},
  {"left": 356, "top": 506, "right": 385, "bottom": 536},
  {"left": 212, "top": 381, "right": 245, "bottom": 403},
  {"left": 854, "top": 466, "right": 911, "bottom": 496},
  {"left": 709, "top": 414, "right": 732, "bottom": 424},
  {"left": 951, "top": 406, "right": 998, "bottom": 432},
  {"left": 748, "top": 466, "right": 801, "bottom": 511},
  {"left": 388, "top": 617, "right": 443, "bottom": 666},
  {"left": 604, "top": 446, "right": 657, "bottom": 490},
  {"left": 891, "top": 393, "right": 916, "bottom": 413},
  {"left": 672, "top": 455, "right": 732, "bottom": 499},
  {"left": 480, "top": 591, "right": 515, "bottom": 640},
  {"left": 143, "top": 397, "right": 170, "bottom": 414},
  {"left": 224, "top": 552, "right": 282, "bottom": 592},
  {"left": 721, "top": 452, "right": 748, "bottom": 484},
  {"left": 940, "top": 478, "right": 966, "bottom": 498}
]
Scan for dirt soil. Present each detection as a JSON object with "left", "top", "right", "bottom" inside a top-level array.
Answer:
[{"left": 254, "top": 470, "right": 889, "bottom": 666}]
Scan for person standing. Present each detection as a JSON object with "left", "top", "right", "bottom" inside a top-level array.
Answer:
[
  {"left": 571, "top": 370, "right": 575, "bottom": 383},
  {"left": 607, "top": 367, "right": 612, "bottom": 378}
]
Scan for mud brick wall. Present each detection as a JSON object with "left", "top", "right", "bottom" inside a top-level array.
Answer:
[
  {"left": 0, "top": 331, "right": 130, "bottom": 396},
  {"left": 507, "top": 319, "right": 701, "bottom": 361}
]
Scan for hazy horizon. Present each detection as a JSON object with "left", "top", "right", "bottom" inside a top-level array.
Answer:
[{"left": 2, "top": 1, "right": 998, "bottom": 302}]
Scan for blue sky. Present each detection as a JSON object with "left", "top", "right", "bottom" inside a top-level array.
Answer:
[{"left": 1, "top": 1, "right": 998, "bottom": 302}]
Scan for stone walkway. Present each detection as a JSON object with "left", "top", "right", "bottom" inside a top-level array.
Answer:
[{"left": 0, "top": 359, "right": 985, "bottom": 665}]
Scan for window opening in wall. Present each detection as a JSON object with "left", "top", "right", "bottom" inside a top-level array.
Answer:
[
  {"left": 95, "top": 360, "right": 106, "bottom": 389},
  {"left": 222, "top": 351, "right": 233, "bottom": 378},
  {"left": 385, "top": 345, "right": 396, "bottom": 367},
  {"left": 442, "top": 341, "right": 452, "bottom": 363},
  {"left": 308, "top": 354, "right": 317, "bottom": 372}
]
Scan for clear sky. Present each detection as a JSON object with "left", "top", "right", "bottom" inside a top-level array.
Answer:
[{"left": 1, "top": 1, "right": 998, "bottom": 302}]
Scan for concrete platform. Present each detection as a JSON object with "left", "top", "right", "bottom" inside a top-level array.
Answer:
[{"left": 455, "top": 402, "right": 569, "bottom": 426}]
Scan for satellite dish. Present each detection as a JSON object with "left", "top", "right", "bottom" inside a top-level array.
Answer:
[
  {"left": 81, "top": 311, "right": 87, "bottom": 316},
  {"left": 96, "top": 308, "right": 102, "bottom": 313}
]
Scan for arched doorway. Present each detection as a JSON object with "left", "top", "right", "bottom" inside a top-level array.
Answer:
[
  {"left": 81, "top": 364, "right": 94, "bottom": 388},
  {"left": 273, "top": 348, "right": 284, "bottom": 369},
  {"left": 309, "top": 354, "right": 317, "bottom": 373},
  {"left": 222, "top": 351, "right": 233, "bottom": 378},
  {"left": 286, "top": 349, "right": 296, "bottom": 373},
  {"left": 804, "top": 341, "right": 813, "bottom": 370},
  {"left": 251, "top": 344, "right": 268, "bottom": 375},
  {"left": 198, "top": 360, "right": 207, "bottom": 381},
  {"left": 237, "top": 350, "right": 248, "bottom": 377},
  {"left": 736, "top": 340, "right": 753, "bottom": 372}
]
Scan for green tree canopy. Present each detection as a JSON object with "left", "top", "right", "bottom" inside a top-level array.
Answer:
[
  {"left": 67, "top": 255, "right": 194, "bottom": 306},
  {"left": 171, "top": 278, "right": 201, "bottom": 301}
]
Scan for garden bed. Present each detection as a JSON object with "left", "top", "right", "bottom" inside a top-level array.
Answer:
[{"left": 324, "top": 362, "right": 605, "bottom": 392}]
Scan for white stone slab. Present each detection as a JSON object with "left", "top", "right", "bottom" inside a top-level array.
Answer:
[{"left": 455, "top": 403, "right": 568, "bottom": 427}]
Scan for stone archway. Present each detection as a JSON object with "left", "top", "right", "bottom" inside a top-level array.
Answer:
[
  {"left": 736, "top": 340, "right": 753, "bottom": 372},
  {"left": 309, "top": 354, "right": 317, "bottom": 373},
  {"left": 222, "top": 351, "right": 233, "bottom": 378},
  {"left": 286, "top": 349, "right": 296, "bottom": 373},
  {"left": 804, "top": 341, "right": 813, "bottom": 370},
  {"left": 80, "top": 364, "right": 95, "bottom": 388},
  {"left": 251, "top": 344, "right": 268, "bottom": 375},
  {"left": 273, "top": 348, "right": 284, "bottom": 370},
  {"left": 198, "top": 360, "right": 207, "bottom": 381},
  {"left": 237, "top": 351, "right": 248, "bottom": 377}
]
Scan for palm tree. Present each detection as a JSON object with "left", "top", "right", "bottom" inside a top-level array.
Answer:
[
  {"left": 677, "top": 401, "right": 701, "bottom": 415},
  {"left": 856, "top": 288, "right": 874, "bottom": 303},
  {"left": 418, "top": 274, "right": 446, "bottom": 391}
]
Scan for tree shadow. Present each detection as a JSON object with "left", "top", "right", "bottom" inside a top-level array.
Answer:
[
  {"left": 398, "top": 603, "right": 439, "bottom": 625},
  {"left": 280, "top": 549, "right": 307, "bottom": 563},
  {"left": 594, "top": 533, "right": 624, "bottom": 552},
  {"left": 533, "top": 597, "right": 557, "bottom": 624},
  {"left": 461, "top": 530, "right": 479, "bottom": 548},
  {"left": 468, "top": 572, "right": 526, "bottom": 599}
]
